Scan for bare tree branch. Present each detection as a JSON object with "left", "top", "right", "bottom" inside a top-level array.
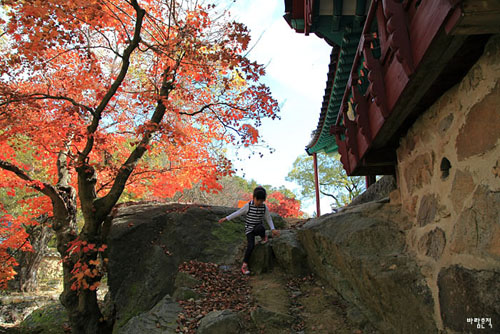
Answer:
[
  {"left": 79, "top": 0, "right": 146, "bottom": 159},
  {"left": 0, "top": 159, "right": 59, "bottom": 201},
  {"left": 179, "top": 102, "right": 250, "bottom": 116},
  {"left": 0, "top": 93, "right": 94, "bottom": 114}
]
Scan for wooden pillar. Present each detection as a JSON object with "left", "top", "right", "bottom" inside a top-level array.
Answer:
[
  {"left": 365, "top": 175, "right": 376, "bottom": 188},
  {"left": 313, "top": 153, "right": 321, "bottom": 216}
]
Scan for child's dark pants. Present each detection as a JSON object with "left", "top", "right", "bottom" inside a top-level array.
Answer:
[{"left": 243, "top": 224, "right": 265, "bottom": 263}]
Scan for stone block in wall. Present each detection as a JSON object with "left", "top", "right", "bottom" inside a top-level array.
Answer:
[
  {"left": 456, "top": 82, "right": 500, "bottom": 161},
  {"left": 417, "top": 228, "right": 446, "bottom": 260},
  {"left": 450, "top": 169, "right": 475, "bottom": 214},
  {"left": 493, "top": 160, "right": 500, "bottom": 178},
  {"left": 450, "top": 185, "right": 500, "bottom": 259},
  {"left": 417, "top": 194, "right": 438, "bottom": 227},
  {"left": 438, "top": 113, "right": 454, "bottom": 135},
  {"left": 403, "top": 152, "right": 434, "bottom": 194},
  {"left": 403, "top": 195, "right": 419, "bottom": 217},
  {"left": 438, "top": 265, "right": 500, "bottom": 334}
]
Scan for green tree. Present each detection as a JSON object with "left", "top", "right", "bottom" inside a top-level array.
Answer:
[{"left": 286, "top": 153, "right": 365, "bottom": 209}]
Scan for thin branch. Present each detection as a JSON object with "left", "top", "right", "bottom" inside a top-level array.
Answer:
[
  {"left": 100, "top": 0, "right": 134, "bottom": 42},
  {"left": 179, "top": 102, "right": 250, "bottom": 116},
  {"left": 3, "top": 239, "right": 29, "bottom": 266},
  {"left": 320, "top": 189, "right": 341, "bottom": 207},
  {"left": 33, "top": 94, "right": 92, "bottom": 113},
  {"left": 0, "top": 93, "right": 94, "bottom": 114},
  {"left": 79, "top": 0, "right": 146, "bottom": 159},
  {"left": 88, "top": 28, "right": 123, "bottom": 58},
  {"left": 179, "top": 103, "right": 214, "bottom": 116},
  {"left": 0, "top": 160, "right": 59, "bottom": 200}
]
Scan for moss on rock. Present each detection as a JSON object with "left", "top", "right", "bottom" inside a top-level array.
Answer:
[{"left": 19, "top": 302, "right": 68, "bottom": 334}]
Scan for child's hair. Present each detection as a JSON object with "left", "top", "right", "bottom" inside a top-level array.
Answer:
[{"left": 253, "top": 186, "right": 267, "bottom": 200}]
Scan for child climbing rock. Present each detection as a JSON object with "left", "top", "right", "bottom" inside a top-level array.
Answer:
[{"left": 218, "top": 186, "right": 280, "bottom": 275}]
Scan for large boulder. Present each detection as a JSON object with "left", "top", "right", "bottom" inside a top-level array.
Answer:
[
  {"left": 248, "top": 243, "right": 274, "bottom": 274},
  {"left": 107, "top": 203, "right": 250, "bottom": 332},
  {"left": 297, "top": 201, "right": 437, "bottom": 334},
  {"left": 349, "top": 175, "right": 397, "bottom": 206},
  {"left": 438, "top": 265, "right": 500, "bottom": 333},
  {"left": 19, "top": 302, "right": 68, "bottom": 334},
  {"left": 117, "top": 295, "right": 181, "bottom": 334},
  {"left": 250, "top": 306, "right": 295, "bottom": 328},
  {"left": 196, "top": 310, "right": 241, "bottom": 334},
  {"left": 271, "top": 230, "right": 309, "bottom": 276}
]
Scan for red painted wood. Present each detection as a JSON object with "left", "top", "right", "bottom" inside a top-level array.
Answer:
[
  {"left": 336, "top": 1, "right": 379, "bottom": 129},
  {"left": 356, "top": 127, "right": 370, "bottom": 163},
  {"left": 384, "top": 56, "right": 409, "bottom": 112},
  {"left": 345, "top": 118, "right": 359, "bottom": 159},
  {"left": 336, "top": 139, "right": 351, "bottom": 174},
  {"left": 352, "top": 85, "right": 372, "bottom": 141},
  {"left": 444, "top": 5, "right": 463, "bottom": 34},
  {"left": 367, "top": 102, "right": 386, "bottom": 140},
  {"left": 406, "top": 0, "right": 419, "bottom": 25},
  {"left": 292, "top": 0, "right": 305, "bottom": 19},
  {"left": 305, "top": 0, "right": 314, "bottom": 35},
  {"left": 383, "top": 0, "right": 414, "bottom": 76},
  {"left": 365, "top": 46, "right": 389, "bottom": 117},
  {"left": 377, "top": 2, "right": 390, "bottom": 62},
  {"left": 347, "top": 150, "right": 358, "bottom": 175},
  {"left": 333, "top": 0, "right": 456, "bottom": 176},
  {"left": 409, "top": 0, "right": 453, "bottom": 67}
]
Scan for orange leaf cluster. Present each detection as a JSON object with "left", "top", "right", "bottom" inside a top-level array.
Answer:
[
  {"left": 0, "top": 209, "right": 32, "bottom": 289},
  {"left": 266, "top": 191, "right": 304, "bottom": 219},
  {"left": 66, "top": 238, "right": 107, "bottom": 292}
]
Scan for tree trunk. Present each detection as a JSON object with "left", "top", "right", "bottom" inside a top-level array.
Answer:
[
  {"left": 10, "top": 218, "right": 52, "bottom": 292},
  {"left": 60, "top": 263, "right": 110, "bottom": 334},
  {"left": 48, "top": 184, "right": 111, "bottom": 334}
]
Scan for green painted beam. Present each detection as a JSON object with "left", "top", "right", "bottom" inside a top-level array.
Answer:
[{"left": 307, "top": 20, "right": 364, "bottom": 155}]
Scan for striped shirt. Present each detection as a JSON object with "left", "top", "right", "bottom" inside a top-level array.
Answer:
[{"left": 225, "top": 201, "right": 275, "bottom": 234}]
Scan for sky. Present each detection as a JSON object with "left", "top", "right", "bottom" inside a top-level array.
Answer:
[{"left": 222, "top": 0, "right": 333, "bottom": 215}]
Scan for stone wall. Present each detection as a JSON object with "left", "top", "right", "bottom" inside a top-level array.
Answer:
[{"left": 393, "top": 35, "right": 500, "bottom": 332}]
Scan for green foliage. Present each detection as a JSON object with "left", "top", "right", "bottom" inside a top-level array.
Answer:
[{"left": 286, "top": 153, "right": 365, "bottom": 209}]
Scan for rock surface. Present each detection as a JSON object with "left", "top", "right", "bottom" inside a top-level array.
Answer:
[
  {"left": 438, "top": 266, "right": 500, "bottom": 334},
  {"left": 297, "top": 201, "right": 436, "bottom": 334},
  {"left": 271, "top": 230, "right": 309, "bottom": 276},
  {"left": 349, "top": 175, "right": 397, "bottom": 206},
  {"left": 248, "top": 242, "right": 274, "bottom": 274},
  {"left": 117, "top": 295, "right": 181, "bottom": 334},
  {"left": 108, "top": 203, "right": 239, "bottom": 331},
  {"left": 250, "top": 306, "right": 295, "bottom": 328},
  {"left": 196, "top": 310, "right": 241, "bottom": 334}
]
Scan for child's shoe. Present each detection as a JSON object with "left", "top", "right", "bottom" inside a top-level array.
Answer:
[
  {"left": 241, "top": 263, "right": 250, "bottom": 275},
  {"left": 260, "top": 234, "right": 268, "bottom": 244}
]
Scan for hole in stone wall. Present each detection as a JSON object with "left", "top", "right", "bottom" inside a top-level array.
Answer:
[{"left": 440, "top": 157, "right": 451, "bottom": 179}]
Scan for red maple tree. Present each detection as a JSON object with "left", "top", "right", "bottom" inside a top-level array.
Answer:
[
  {"left": 266, "top": 191, "right": 303, "bottom": 218},
  {"left": 0, "top": 1, "right": 279, "bottom": 332},
  {"left": 241, "top": 190, "right": 303, "bottom": 218}
]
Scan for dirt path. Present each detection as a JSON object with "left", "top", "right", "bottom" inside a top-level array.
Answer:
[{"left": 249, "top": 268, "right": 369, "bottom": 334}]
